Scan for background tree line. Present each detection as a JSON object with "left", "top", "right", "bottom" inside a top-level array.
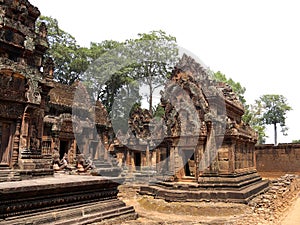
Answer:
[{"left": 38, "top": 15, "right": 292, "bottom": 145}]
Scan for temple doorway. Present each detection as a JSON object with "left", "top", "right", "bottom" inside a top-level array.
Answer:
[
  {"left": 183, "top": 150, "right": 195, "bottom": 177},
  {"left": 0, "top": 121, "right": 14, "bottom": 166},
  {"left": 59, "top": 140, "right": 69, "bottom": 159},
  {"left": 134, "top": 152, "right": 141, "bottom": 171}
]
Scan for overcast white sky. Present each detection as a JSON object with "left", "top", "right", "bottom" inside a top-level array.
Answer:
[{"left": 30, "top": 0, "right": 300, "bottom": 144}]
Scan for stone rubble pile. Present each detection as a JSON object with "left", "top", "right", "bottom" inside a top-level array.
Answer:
[{"left": 248, "top": 174, "right": 299, "bottom": 224}]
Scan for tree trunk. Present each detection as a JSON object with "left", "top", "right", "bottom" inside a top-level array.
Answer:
[
  {"left": 149, "top": 81, "right": 153, "bottom": 115},
  {"left": 274, "top": 123, "right": 277, "bottom": 145}
]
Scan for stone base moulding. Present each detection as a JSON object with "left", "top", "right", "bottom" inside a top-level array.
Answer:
[
  {"left": 0, "top": 174, "right": 137, "bottom": 224},
  {"left": 139, "top": 171, "right": 269, "bottom": 203}
]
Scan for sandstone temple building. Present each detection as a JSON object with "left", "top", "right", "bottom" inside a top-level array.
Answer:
[
  {"left": 0, "top": 1, "right": 136, "bottom": 224},
  {"left": 0, "top": 0, "right": 53, "bottom": 179},
  {"left": 0, "top": 1, "right": 269, "bottom": 223},
  {"left": 116, "top": 55, "right": 269, "bottom": 203},
  {"left": 0, "top": 0, "right": 114, "bottom": 180}
]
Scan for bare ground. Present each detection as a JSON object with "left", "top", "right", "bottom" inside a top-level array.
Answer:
[{"left": 116, "top": 173, "right": 300, "bottom": 225}]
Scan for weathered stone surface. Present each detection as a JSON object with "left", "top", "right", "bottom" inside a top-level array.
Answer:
[
  {"left": 0, "top": 174, "right": 137, "bottom": 224},
  {"left": 135, "top": 55, "right": 267, "bottom": 203},
  {"left": 140, "top": 172, "right": 269, "bottom": 203}
]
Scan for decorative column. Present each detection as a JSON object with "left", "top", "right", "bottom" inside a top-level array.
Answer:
[
  {"left": 126, "top": 149, "right": 131, "bottom": 169},
  {"left": 12, "top": 118, "right": 21, "bottom": 168},
  {"left": 146, "top": 142, "right": 150, "bottom": 167},
  {"left": 228, "top": 139, "right": 236, "bottom": 174},
  {"left": 235, "top": 141, "right": 240, "bottom": 171},
  {"left": 169, "top": 145, "right": 175, "bottom": 176},
  {"left": 156, "top": 148, "right": 161, "bottom": 172},
  {"left": 51, "top": 123, "right": 60, "bottom": 152},
  {"left": 197, "top": 141, "right": 205, "bottom": 177},
  {"left": 20, "top": 112, "right": 30, "bottom": 155}
]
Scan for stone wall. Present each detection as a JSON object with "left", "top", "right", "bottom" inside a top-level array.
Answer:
[
  {"left": 230, "top": 174, "right": 299, "bottom": 225},
  {"left": 255, "top": 144, "right": 300, "bottom": 172}
]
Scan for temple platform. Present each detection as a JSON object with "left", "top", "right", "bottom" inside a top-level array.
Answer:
[
  {"left": 0, "top": 174, "right": 137, "bottom": 224},
  {"left": 139, "top": 171, "right": 269, "bottom": 203}
]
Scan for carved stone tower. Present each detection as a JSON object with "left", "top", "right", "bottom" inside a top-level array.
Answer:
[
  {"left": 140, "top": 55, "right": 269, "bottom": 203},
  {"left": 0, "top": 0, "right": 53, "bottom": 179}
]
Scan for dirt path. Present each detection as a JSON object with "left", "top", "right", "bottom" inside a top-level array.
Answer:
[{"left": 281, "top": 193, "right": 300, "bottom": 225}]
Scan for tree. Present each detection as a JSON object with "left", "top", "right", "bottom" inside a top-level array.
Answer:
[
  {"left": 37, "top": 16, "right": 89, "bottom": 84},
  {"left": 83, "top": 30, "right": 179, "bottom": 116},
  {"left": 243, "top": 101, "right": 267, "bottom": 144},
  {"left": 213, "top": 71, "right": 246, "bottom": 105},
  {"left": 126, "top": 30, "right": 179, "bottom": 115},
  {"left": 82, "top": 40, "right": 139, "bottom": 116},
  {"left": 257, "top": 94, "right": 292, "bottom": 145}
]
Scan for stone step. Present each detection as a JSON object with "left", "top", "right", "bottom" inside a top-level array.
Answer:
[
  {"left": 56, "top": 206, "right": 136, "bottom": 225},
  {"left": 139, "top": 179, "right": 269, "bottom": 204},
  {"left": 0, "top": 170, "right": 21, "bottom": 182},
  {"left": 94, "top": 163, "right": 112, "bottom": 167},
  {"left": 0, "top": 199, "right": 137, "bottom": 225}
]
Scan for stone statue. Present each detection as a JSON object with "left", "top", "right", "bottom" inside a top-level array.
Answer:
[
  {"left": 76, "top": 154, "right": 95, "bottom": 172},
  {"left": 38, "top": 22, "right": 47, "bottom": 38}
]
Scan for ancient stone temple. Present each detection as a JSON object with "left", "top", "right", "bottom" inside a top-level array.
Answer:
[
  {"left": 0, "top": 0, "right": 53, "bottom": 180},
  {"left": 138, "top": 54, "right": 269, "bottom": 203},
  {"left": 44, "top": 82, "right": 121, "bottom": 176},
  {"left": 114, "top": 108, "right": 154, "bottom": 169},
  {"left": 0, "top": 1, "right": 137, "bottom": 224}
]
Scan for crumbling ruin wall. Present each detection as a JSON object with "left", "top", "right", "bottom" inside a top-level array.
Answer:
[
  {"left": 229, "top": 174, "right": 299, "bottom": 225},
  {"left": 249, "top": 174, "right": 299, "bottom": 223},
  {"left": 255, "top": 144, "right": 300, "bottom": 172}
]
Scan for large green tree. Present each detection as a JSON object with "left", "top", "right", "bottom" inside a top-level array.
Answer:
[
  {"left": 83, "top": 30, "right": 179, "bottom": 116},
  {"left": 257, "top": 94, "right": 292, "bottom": 145},
  {"left": 37, "top": 16, "right": 89, "bottom": 84},
  {"left": 244, "top": 101, "right": 267, "bottom": 144},
  {"left": 126, "top": 30, "right": 179, "bottom": 115},
  {"left": 82, "top": 40, "right": 139, "bottom": 117}
]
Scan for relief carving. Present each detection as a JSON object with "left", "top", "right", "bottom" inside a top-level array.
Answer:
[{"left": 25, "top": 78, "right": 41, "bottom": 104}]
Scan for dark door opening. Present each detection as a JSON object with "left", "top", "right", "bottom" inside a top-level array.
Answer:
[
  {"left": 0, "top": 122, "right": 13, "bottom": 166},
  {"left": 183, "top": 150, "right": 195, "bottom": 177},
  {"left": 59, "top": 140, "right": 69, "bottom": 159},
  {"left": 134, "top": 152, "right": 141, "bottom": 171}
]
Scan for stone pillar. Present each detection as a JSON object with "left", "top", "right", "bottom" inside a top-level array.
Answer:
[
  {"left": 156, "top": 148, "right": 161, "bottom": 171},
  {"left": 12, "top": 118, "right": 21, "bottom": 168},
  {"left": 246, "top": 143, "right": 251, "bottom": 169},
  {"left": 169, "top": 146, "right": 175, "bottom": 175},
  {"left": 174, "top": 146, "right": 180, "bottom": 178},
  {"left": 151, "top": 150, "right": 156, "bottom": 168},
  {"left": 252, "top": 143, "right": 256, "bottom": 168},
  {"left": 241, "top": 142, "right": 246, "bottom": 169},
  {"left": 68, "top": 140, "right": 76, "bottom": 165},
  {"left": 197, "top": 142, "right": 205, "bottom": 176},
  {"left": 228, "top": 140, "right": 235, "bottom": 174},
  {"left": 146, "top": 143, "right": 150, "bottom": 167},
  {"left": 126, "top": 149, "right": 130, "bottom": 168},
  {"left": 131, "top": 152, "right": 135, "bottom": 171},
  {"left": 20, "top": 112, "right": 30, "bottom": 152},
  {"left": 235, "top": 141, "right": 240, "bottom": 171}
]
